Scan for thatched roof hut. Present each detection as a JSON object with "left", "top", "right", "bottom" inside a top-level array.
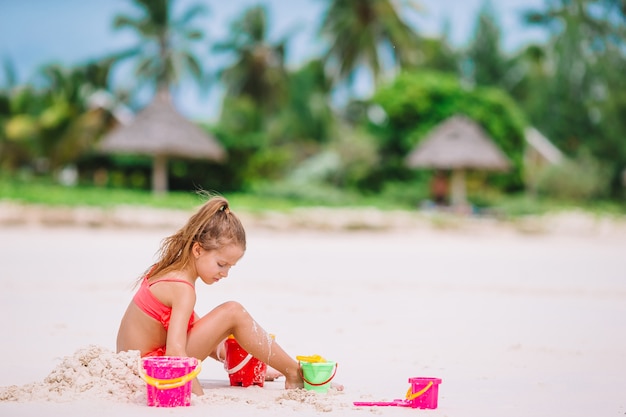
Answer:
[
  {"left": 523, "top": 127, "right": 563, "bottom": 195},
  {"left": 524, "top": 127, "right": 562, "bottom": 166},
  {"left": 406, "top": 114, "right": 511, "bottom": 206},
  {"left": 406, "top": 114, "right": 510, "bottom": 171},
  {"left": 99, "top": 89, "right": 226, "bottom": 194}
]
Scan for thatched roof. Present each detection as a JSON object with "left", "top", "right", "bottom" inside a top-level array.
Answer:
[
  {"left": 525, "top": 127, "right": 562, "bottom": 165},
  {"left": 406, "top": 114, "right": 510, "bottom": 171},
  {"left": 99, "top": 90, "right": 226, "bottom": 161}
]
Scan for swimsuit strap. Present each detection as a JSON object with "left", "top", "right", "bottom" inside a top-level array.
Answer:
[{"left": 147, "top": 278, "right": 195, "bottom": 290}]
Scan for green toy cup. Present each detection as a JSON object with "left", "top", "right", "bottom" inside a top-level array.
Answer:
[{"left": 299, "top": 361, "right": 337, "bottom": 393}]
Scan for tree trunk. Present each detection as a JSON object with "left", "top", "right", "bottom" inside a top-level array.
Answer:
[
  {"left": 450, "top": 169, "right": 466, "bottom": 207},
  {"left": 152, "top": 154, "right": 168, "bottom": 195}
]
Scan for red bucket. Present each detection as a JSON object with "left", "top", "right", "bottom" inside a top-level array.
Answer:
[{"left": 224, "top": 336, "right": 267, "bottom": 387}]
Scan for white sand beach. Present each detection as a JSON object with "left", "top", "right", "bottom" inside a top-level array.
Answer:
[{"left": 0, "top": 211, "right": 625, "bottom": 416}]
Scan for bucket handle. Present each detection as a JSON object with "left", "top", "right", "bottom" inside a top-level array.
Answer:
[
  {"left": 139, "top": 359, "right": 202, "bottom": 390},
  {"left": 405, "top": 381, "right": 433, "bottom": 401},
  {"left": 225, "top": 353, "right": 254, "bottom": 375},
  {"left": 298, "top": 362, "right": 338, "bottom": 387}
]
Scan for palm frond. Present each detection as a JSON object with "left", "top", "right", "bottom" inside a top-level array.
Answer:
[{"left": 176, "top": 3, "right": 208, "bottom": 26}]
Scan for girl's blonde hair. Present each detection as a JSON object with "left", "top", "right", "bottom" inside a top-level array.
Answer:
[{"left": 146, "top": 194, "right": 246, "bottom": 280}]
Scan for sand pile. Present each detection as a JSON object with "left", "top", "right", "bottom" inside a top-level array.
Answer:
[
  {"left": 0, "top": 345, "right": 144, "bottom": 403},
  {"left": 0, "top": 344, "right": 346, "bottom": 412}
]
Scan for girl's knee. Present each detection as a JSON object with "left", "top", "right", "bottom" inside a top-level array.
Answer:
[{"left": 218, "top": 301, "right": 248, "bottom": 318}]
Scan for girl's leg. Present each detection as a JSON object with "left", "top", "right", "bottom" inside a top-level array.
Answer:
[{"left": 186, "top": 301, "right": 303, "bottom": 389}]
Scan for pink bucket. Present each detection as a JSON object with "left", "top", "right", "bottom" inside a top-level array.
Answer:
[
  {"left": 140, "top": 356, "right": 201, "bottom": 407},
  {"left": 406, "top": 377, "right": 442, "bottom": 409}
]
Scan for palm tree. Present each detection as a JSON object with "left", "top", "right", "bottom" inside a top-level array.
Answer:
[
  {"left": 0, "top": 60, "right": 40, "bottom": 171},
  {"left": 416, "top": 21, "right": 459, "bottom": 75},
  {"left": 213, "top": 4, "right": 290, "bottom": 114},
  {"left": 522, "top": 0, "right": 620, "bottom": 146},
  {"left": 0, "top": 57, "right": 121, "bottom": 175},
  {"left": 34, "top": 61, "right": 122, "bottom": 172},
  {"left": 112, "top": 0, "right": 207, "bottom": 91},
  {"left": 106, "top": 0, "right": 227, "bottom": 194},
  {"left": 523, "top": 0, "right": 626, "bottom": 196},
  {"left": 318, "top": 0, "right": 421, "bottom": 90},
  {"left": 278, "top": 59, "right": 335, "bottom": 145},
  {"left": 506, "top": 44, "right": 551, "bottom": 125},
  {"left": 466, "top": 2, "right": 509, "bottom": 88}
]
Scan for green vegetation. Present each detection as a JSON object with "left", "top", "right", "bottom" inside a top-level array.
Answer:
[
  {"left": 0, "top": 176, "right": 199, "bottom": 209},
  {"left": 1, "top": 176, "right": 624, "bottom": 219},
  {"left": 1, "top": 0, "right": 624, "bottom": 208},
  {"left": 0, "top": 176, "right": 406, "bottom": 212}
]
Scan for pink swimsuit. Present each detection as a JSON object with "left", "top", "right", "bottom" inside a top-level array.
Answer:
[{"left": 133, "top": 273, "right": 196, "bottom": 333}]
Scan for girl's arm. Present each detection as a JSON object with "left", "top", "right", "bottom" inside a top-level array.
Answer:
[
  {"left": 165, "top": 283, "right": 203, "bottom": 396},
  {"left": 165, "top": 284, "right": 196, "bottom": 357}
]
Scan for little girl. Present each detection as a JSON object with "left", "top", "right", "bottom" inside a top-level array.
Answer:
[{"left": 116, "top": 195, "right": 304, "bottom": 395}]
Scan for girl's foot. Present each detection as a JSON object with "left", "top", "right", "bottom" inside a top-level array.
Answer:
[
  {"left": 331, "top": 382, "right": 344, "bottom": 391},
  {"left": 265, "top": 366, "right": 283, "bottom": 381},
  {"left": 284, "top": 367, "right": 305, "bottom": 389}
]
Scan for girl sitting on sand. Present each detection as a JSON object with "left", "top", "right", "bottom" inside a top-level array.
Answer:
[{"left": 116, "top": 195, "right": 303, "bottom": 395}]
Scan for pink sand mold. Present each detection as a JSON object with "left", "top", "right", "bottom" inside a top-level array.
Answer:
[{"left": 353, "top": 377, "right": 442, "bottom": 409}]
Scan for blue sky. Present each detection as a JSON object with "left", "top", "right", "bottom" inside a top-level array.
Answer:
[{"left": 0, "top": 0, "right": 546, "bottom": 120}]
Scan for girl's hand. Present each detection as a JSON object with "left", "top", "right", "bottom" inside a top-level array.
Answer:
[{"left": 192, "top": 377, "right": 204, "bottom": 396}]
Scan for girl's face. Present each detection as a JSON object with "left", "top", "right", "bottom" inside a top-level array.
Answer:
[{"left": 193, "top": 243, "right": 244, "bottom": 285}]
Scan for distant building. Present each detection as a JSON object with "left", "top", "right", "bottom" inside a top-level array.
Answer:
[
  {"left": 99, "top": 89, "right": 226, "bottom": 194},
  {"left": 406, "top": 114, "right": 510, "bottom": 209},
  {"left": 523, "top": 127, "right": 564, "bottom": 195}
]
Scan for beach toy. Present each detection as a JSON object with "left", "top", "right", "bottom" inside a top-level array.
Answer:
[
  {"left": 140, "top": 356, "right": 201, "bottom": 407},
  {"left": 296, "top": 354, "right": 326, "bottom": 363},
  {"left": 407, "top": 377, "right": 442, "bottom": 409},
  {"left": 298, "top": 354, "right": 337, "bottom": 393},
  {"left": 224, "top": 335, "right": 269, "bottom": 387},
  {"left": 353, "top": 377, "right": 442, "bottom": 409}
]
